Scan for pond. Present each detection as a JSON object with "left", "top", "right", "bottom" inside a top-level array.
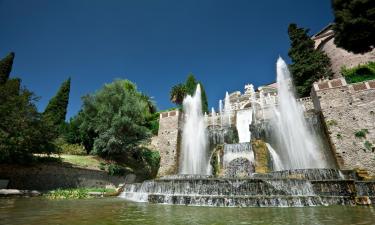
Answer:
[{"left": 1, "top": 198, "right": 375, "bottom": 225}]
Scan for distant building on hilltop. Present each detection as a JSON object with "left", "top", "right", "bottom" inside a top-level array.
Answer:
[{"left": 312, "top": 24, "right": 375, "bottom": 78}]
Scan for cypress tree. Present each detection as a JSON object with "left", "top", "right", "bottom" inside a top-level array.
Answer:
[
  {"left": 185, "top": 74, "right": 198, "bottom": 96},
  {"left": 332, "top": 0, "right": 375, "bottom": 54},
  {"left": 43, "top": 78, "right": 71, "bottom": 129},
  {"left": 199, "top": 82, "right": 209, "bottom": 113},
  {"left": 184, "top": 74, "right": 209, "bottom": 113},
  {"left": 288, "top": 24, "right": 333, "bottom": 97},
  {"left": 0, "top": 52, "right": 15, "bottom": 85}
]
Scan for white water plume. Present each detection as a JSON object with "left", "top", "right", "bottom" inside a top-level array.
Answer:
[
  {"left": 272, "top": 57, "right": 326, "bottom": 169},
  {"left": 179, "top": 84, "right": 210, "bottom": 175}
]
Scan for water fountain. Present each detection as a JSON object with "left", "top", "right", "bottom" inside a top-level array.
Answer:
[
  {"left": 270, "top": 57, "right": 327, "bottom": 169},
  {"left": 120, "top": 58, "right": 375, "bottom": 207},
  {"left": 179, "top": 84, "right": 209, "bottom": 175}
]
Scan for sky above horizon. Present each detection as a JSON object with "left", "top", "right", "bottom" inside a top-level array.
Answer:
[{"left": 0, "top": 0, "right": 333, "bottom": 119}]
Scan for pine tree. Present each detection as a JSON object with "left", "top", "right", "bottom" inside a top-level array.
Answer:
[
  {"left": 332, "top": 0, "right": 375, "bottom": 54},
  {"left": 0, "top": 52, "right": 15, "bottom": 85},
  {"left": 43, "top": 78, "right": 71, "bottom": 129},
  {"left": 288, "top": 24, "right": 333, "bottom": 97}
]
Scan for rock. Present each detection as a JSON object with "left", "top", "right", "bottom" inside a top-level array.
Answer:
[{"left": 0, "top": 189, "right": 41, "bottom": 197}]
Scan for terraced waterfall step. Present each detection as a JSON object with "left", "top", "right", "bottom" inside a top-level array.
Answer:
[{"left": 119, "top": 169, "right": 375, "bottom": 207}]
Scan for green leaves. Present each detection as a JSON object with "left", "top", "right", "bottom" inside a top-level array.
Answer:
[
  {"left": 169, "top": 73, "right": 209, "bottom": 113},
  {"left": 43, "top": 78, "right": 71, "bottom": 136},
  {"left": 287, "top": 24, "right": 333, "bottom": 97},
  {"left": 79, "top": 80, "right": 153, "bottom": 158},
  {"left": 332, "top": 0, "right": 375, "bottom": 54},
  {"left": 0, "top": 52, "right": 14, "bottom": 85}
]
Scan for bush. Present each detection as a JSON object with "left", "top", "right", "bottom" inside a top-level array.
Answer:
[
  {"left": 354, "top": 129, "right": 369, "bottom": 138},
  {"left": 107, "top": 163, "right": 126, "bottom": 176},
  {"left": 46, "top": 188, "right": 89, "bottom": 199},
  {"left": 54, "top": 137, "right": 86, "bottom": 155},
  {"left": 342, "top": 62, "right": 375, "bottom": 84}
]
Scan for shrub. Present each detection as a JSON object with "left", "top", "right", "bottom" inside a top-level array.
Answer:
[
  {"left": 326, "top": 120, "right": 338, "bottom": 127},
  {"left": 107, "top": 163, "right": 126, "bottom": 176},
  {"left": 54, "top": 138, "right": 86, "bottom": 155},
  {"left": 354, "top": 129, "right": 369, "bottom": 138},
  {"left": 46, "top": 188, "right": 90, "bottom": 199},
  {"left": 364, "top": 141, "right": 373, "bottom": 151},
  {"left": 342, "top": 62, "right": 375, "bottom": 84}
]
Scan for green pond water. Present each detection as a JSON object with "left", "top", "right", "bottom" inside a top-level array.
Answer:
[{"left": 1, "top": 198, "right": 375, "bottom": 225}]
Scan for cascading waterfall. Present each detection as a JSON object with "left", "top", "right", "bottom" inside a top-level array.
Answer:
[
  {"left": 266, "top": 143, "right": 283, "bottom": 171},
  {"left": 179, "top": 84, "right": 210, "bottom": 175},
  {"left": 236, "top": 109, "right": 253, "bottom": 143},
  {"left": 272, "top": 57, "right": 326, "bottom": 169}
]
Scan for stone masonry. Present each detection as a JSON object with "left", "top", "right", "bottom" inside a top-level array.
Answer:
[
  {"left": 312, "top": 78, "right": 375, "bottom": 175},
  {"left": 312, "top": 24, "right": 375, "bottom": 78},
  {"left": 154, "top": 110, "right": 181, "bottom": 177}
]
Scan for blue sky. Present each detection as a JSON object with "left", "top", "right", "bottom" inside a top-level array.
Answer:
[{"left": 0, "top": 0, "right": 333, "bottom": 119}]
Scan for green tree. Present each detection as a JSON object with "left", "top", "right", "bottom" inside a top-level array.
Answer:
[
  {"left": 332, "top": 0, "right": 375, "bottom": 54},
  {"left": 170, "top": 83, "right": 187, "bottom": 105},
  {"left": 43, "top": 78, "right": 71, "bottom": 131},
  {"left": 0, "top": 79, "right": 55, "bottom": 163},
  {"left": 79, "top": 80, "right": 152, "bottom": 158},
  {"left": 288, "top": 23, "right": 333, "bottom": 97},
  {"left": 0, "top": 52, "right": 14, "bottom": 85},
  {"left": 199, "top": 82, "right": 209, "bottom": 113}
]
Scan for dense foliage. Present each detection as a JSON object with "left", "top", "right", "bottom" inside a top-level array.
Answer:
[
  {"left": 170, "top": 83, "right": 187, "bottom": 105},
  {"left": 0, "top": 53, "right": 56, "bottom": 163},
  {"left": 341, "top": 61, "right": 375, "bottom": 83},
  {"left": 43, "top": 78, "right": 71, "bottom": 133},
  {"left": 332, "top": 0, "right": 375, "bottom": 54},
  {"left": 169, "top": 74, "right": 209, "bottom": 113},
  {"left": 78, "top": 80, "right": 152, "bottom": 158},
  {"left": 0, "top": 52, "right": 14, "bottom": 85},
  {"left": 288, "top": 24, "right": 333, "bottom": 97}
]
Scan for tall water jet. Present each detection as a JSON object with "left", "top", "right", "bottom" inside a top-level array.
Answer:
[
  {"left": 273, "top": 57, "right": 326, "bottom": 169},
  {"left": 180, "top": 84, "right": 209, "bottom": 175},
  {"left": 211, "top": 107, "right": 216, "bottom": 127},
  {"left": 219, "top": 100, "right": 223, "bottom": 127},
  {"left": 224, "top": 92, "right": 231, "bottom": 126}
]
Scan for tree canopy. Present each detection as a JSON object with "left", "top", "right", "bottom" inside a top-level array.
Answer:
[
  {"left": 0, "top": 53, "right": 55, "bottom": 163},
  {"left": 169, "top": 73, "right": 209, "bottom": 113},
  {"left": 288, "top": 23, "right": 333, "bottom": 97},
  {"left": 78, "top": 79, "right": 153, "bottom": 158},
  {"left": 332, "top": 0, "right": 375, "bottom": 54},
  {"left": 0, "top": 52, "right": 14, "bottom": 85},
  {"left": 43, "top": 78, "right": 71, "bottom": 131}
]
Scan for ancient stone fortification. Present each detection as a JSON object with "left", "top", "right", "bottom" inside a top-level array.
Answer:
[
  {"left": 312, "top": 24, "right": 375, "bottom": 78},
  {"left": 312, "top": 78, "right": 375, "bottom": 175},
  {"left": 154, "top": 110, "right": 181, "bottom": 176}
]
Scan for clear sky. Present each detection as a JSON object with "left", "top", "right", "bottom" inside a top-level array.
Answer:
[{"left": 0, "top": 0, "right": 333, "bottom": 119}]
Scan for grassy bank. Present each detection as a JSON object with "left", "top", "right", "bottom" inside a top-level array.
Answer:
[{"left": 45, "top": 188, "right": 117, "bottom": 199}]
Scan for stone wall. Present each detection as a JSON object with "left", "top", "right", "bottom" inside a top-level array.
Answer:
[
  {"left": 312, "top": 25, "right": 375, "bottom": 78},
  {"left": 312, "top": 78, "right": 375, "bottom": 175},
  {"left": 0, "top": 164, "right": 128, "bottom": 190},
  {"left": 154, "top": 110, "right": 181, "bottom": 176}
]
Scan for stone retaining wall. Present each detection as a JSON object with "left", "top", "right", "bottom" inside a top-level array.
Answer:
[
  {"left": 312, "top": 78, "right": 375, "bottom": 175},
  {"left": 0, "top": 164, "right": 128, "bottom": 190}
]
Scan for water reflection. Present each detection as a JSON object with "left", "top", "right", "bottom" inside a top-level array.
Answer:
[{"left": 0, "top": 198, "right": 374, "bottom": 225}]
